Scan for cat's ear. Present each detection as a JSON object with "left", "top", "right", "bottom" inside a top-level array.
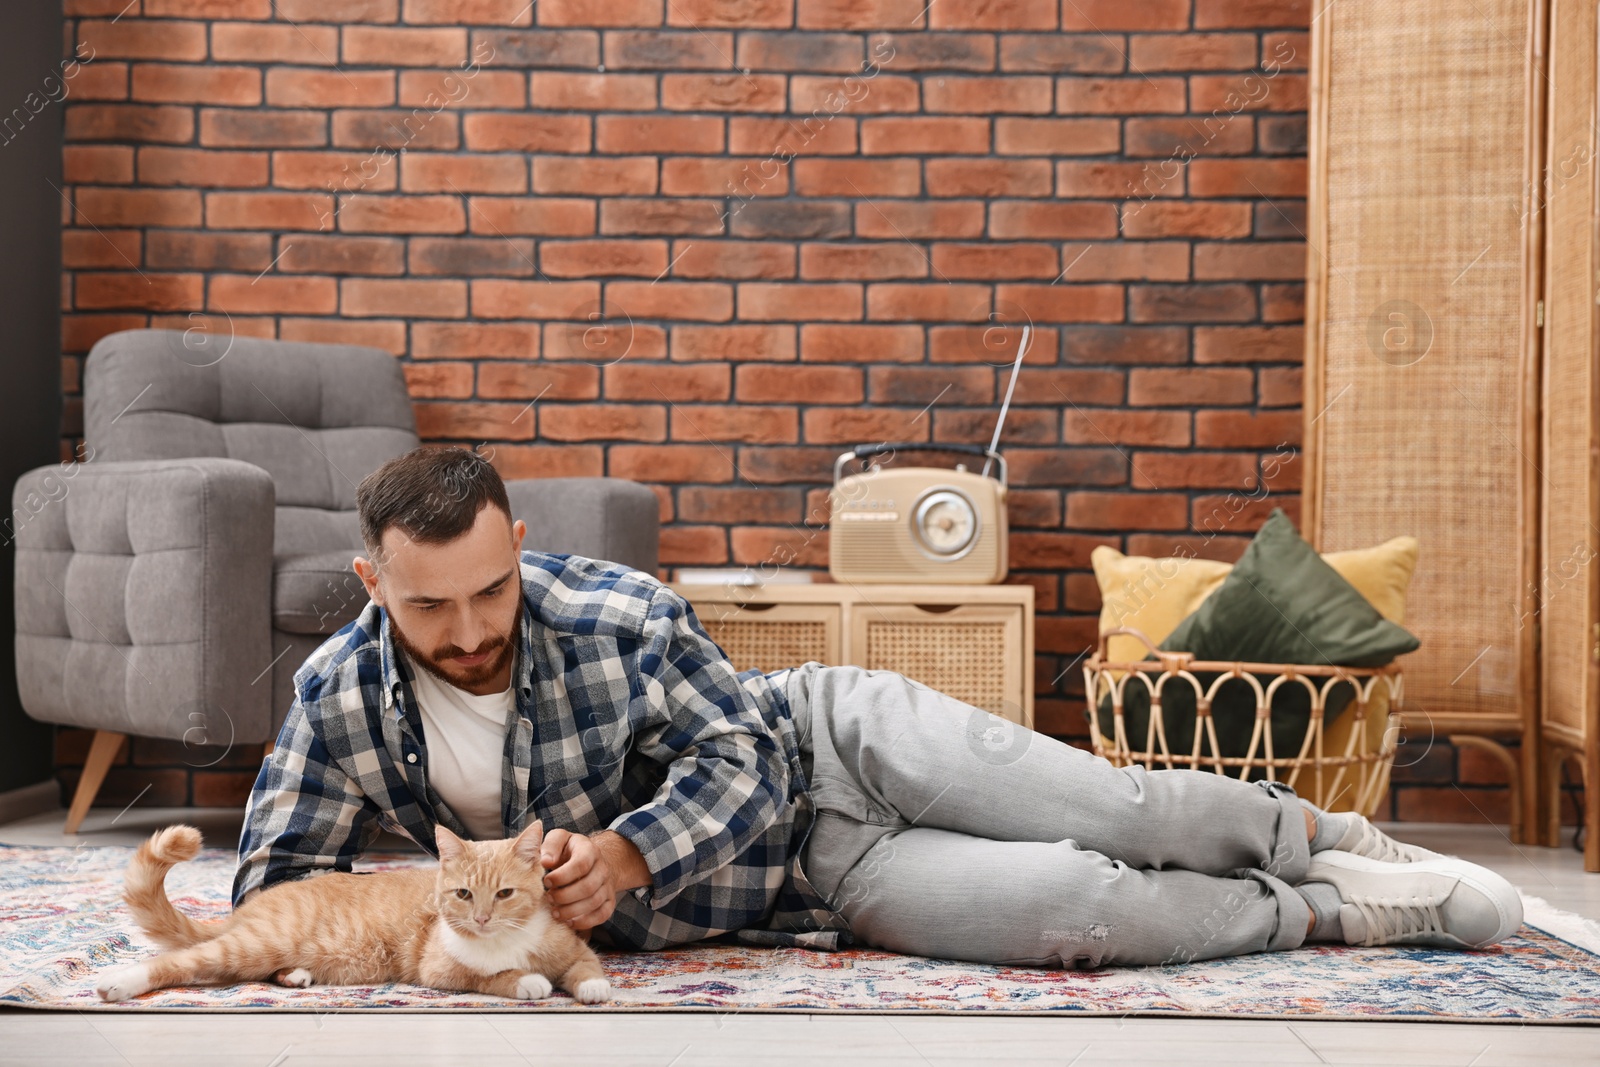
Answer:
[
  {"left": 435, "top": 824, "right": 465, "bottom": 864},
  {"left": 512, "top": 819, "right": 544, "bottom": 864}
]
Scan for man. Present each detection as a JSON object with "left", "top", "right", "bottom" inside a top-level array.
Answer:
[{"left": 235, "top": 447, "right": 1523, "bottom": 967}]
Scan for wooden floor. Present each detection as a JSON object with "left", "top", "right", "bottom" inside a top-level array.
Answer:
[{"left": 1, "top": 807, "right": 1597, "bottom": 1065}]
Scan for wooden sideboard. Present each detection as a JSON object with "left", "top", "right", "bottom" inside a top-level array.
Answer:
[{"left": 669, "top": 582, "right": 1035, "bottom": 728}]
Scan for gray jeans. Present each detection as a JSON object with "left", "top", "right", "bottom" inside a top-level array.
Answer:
[{"left": 773, "top": 661, "right": 1314, "bottom": 968}]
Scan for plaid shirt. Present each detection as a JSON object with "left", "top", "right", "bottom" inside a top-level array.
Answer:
[{"left": 233, "top": 550, "right": 849, "bottom": 951}]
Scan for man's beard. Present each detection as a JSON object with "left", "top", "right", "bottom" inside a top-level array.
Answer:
[{"left": 389, "top": 611, "right": 515, "bottom": 692}]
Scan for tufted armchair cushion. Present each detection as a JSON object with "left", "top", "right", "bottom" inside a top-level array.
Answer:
[
  {"left": 85, "top": 329, "right": 417, "bottom": 508},
  {"left": 84, "top": 330, "right": 416, "bottom": 633},
  {"left": 12, "top": 456, "right": 275, "bottom": 741}
]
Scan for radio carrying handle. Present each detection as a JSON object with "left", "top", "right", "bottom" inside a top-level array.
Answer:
[
  {"left": 833, "top": 443, "right": 1007, "bottom": 488},
  {"left": 832, "top": 325, "right": 1027, "bottom": 491}
]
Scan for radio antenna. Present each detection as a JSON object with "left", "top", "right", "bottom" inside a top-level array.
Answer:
[{"left": 981, "top": 323, "right": 1030, "bottom": 480}]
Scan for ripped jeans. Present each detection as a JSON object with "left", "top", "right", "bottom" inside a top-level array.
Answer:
[{"left": 769, "top": 661, "right": 1315, "bottom": 968}]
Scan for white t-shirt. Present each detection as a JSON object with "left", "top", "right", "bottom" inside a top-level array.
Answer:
[{"left": 401, "top": 647, "right": 514, "bottom": 841}]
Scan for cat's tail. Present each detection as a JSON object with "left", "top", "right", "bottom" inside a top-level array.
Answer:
[{"left": 122, "top": 825, "right": 228, "bottom": 950}]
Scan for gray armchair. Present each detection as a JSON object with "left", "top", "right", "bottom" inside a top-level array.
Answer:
[{"left": 12, "top": 328, "right": 659, "bottom": 832}]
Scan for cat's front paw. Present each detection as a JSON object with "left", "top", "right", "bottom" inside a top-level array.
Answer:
[
  {"left": 95, "top": 964, "right": 152, "bottom": 1003},
  {"left": 274, "top": 967, "right": 314, "bottom": 988},
  {"left": 514, "top": 973, "right": 552, "bottom": 1000},
  {"left": 573, "top": 977, "right": 611, "bottom": 1004}
]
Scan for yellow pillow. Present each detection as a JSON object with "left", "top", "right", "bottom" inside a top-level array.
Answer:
[
  {"left": 1324, "top": 536, "right": 1418, "bottom": 625},
  {"left": 1089, "top": 536, "right": 1419, "bottom": 814},
  {"left": 1090, "top": 545, "right": 1230, "bottom": 673}
]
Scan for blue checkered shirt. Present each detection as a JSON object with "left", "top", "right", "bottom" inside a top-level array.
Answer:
[{"left": 233, "top": 551, "right": 850, "bottom": 951}]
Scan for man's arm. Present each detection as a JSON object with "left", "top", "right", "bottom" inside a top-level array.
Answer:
[
  {"left": 232, "top": 691, "right": 383, "bottom": 909},
  {"left": 538, "top": 827, "right": 651, "bottom": 930},
  {"left": 598, "top": 585, "right": 790, "bottom": 910},
  {"left": 594, "top": 830, "right": 651, "bottom": 889}
]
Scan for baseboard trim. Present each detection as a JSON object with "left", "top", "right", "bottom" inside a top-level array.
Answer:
[{"left": 0, "top": 779, "right": 59, "bottom": 826}]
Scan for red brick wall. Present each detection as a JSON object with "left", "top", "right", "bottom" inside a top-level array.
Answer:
[{"left": 49, "top": 0, "right": 1558, "bottom": 826}]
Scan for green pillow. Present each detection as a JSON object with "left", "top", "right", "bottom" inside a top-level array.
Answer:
[{"left": 1094, "top": 508, "right": 1419, "bottom": 773}]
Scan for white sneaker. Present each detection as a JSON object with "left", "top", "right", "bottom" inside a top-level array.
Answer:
[
  {"left": 1327, "top": 815, "right": 1442, "bottom": 864},
  {"left": 1304, "top": 849, "right": 1523, "bottom": 949}
]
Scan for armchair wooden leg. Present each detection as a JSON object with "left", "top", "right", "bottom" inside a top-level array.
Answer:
[
  {"left": 261, "top": 740, "right": 274, "bottom": 757},
  {"left": 64, "top": 731, "right": 126, "bottom": 834}
]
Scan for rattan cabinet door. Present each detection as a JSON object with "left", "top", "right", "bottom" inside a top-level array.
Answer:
[
  {"left": 846, "top": 602, "right": 1028, "bottom": 727},
  {"left": 690, "top": 600, "right": 842, "bottom": 675}
]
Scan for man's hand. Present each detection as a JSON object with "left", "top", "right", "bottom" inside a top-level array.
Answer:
[{"left": 539, "top": 828, "right": 652, "bottom": 931}]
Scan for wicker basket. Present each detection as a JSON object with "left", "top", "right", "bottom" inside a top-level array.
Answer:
[{"left": 1085, "top": 627, "right": 1404, "bottom": 817}]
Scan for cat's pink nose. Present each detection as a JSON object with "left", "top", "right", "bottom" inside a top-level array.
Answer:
[{"left": 475, "top": 915, "right": 490, "bottom": 926}]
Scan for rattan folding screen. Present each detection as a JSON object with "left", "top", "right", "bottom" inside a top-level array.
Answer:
[
  {"left": 1303, "top": 0, "right": 1600, "bottom": 863},
  {"left": 1536, "top": 0, "right": 1600, "bottom": 870}
]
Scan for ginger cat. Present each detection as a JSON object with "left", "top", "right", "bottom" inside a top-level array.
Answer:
[{"left": 95, "top": 819, "right": 611, "bottom": 1004}]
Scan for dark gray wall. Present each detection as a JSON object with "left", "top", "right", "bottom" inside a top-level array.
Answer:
[{"left": 0, "top": 0, "right": 63, "bottom": 794}]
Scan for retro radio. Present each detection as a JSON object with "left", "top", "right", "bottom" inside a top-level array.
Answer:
[
  {"left": 828, "top": 326, "right": 1031, "bottom": 585},
  {"left": 828, "top": 443, "right": 1009, "bottom": 584}
]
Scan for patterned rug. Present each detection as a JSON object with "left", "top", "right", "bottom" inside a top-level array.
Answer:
[{"left": 3, "top": 842, "right": 1599, "bottom": 1021}]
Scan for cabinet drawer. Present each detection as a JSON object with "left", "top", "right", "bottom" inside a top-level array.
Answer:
[
  {"left": 847, "top": 602, "right": 1027, "bottom": 726},
  {"left": 689, "top": 600, "right": 842, "bottom": 675}
]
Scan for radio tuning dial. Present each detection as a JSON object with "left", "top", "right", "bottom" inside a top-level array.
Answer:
[{"left": 913, "top": 489, "right": 979, "bottom": 556}]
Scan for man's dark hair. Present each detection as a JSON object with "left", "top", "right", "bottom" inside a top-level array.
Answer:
[{"left": 357, "top": 446, "right": 511, "bottom": 565}]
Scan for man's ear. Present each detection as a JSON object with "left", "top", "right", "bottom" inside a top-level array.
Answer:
[
  {"left": 436, "top": 824, "right": 464, "bottom": 864},
  {"left": 512, "top": 819, "right": 543, "bottom": 864},
  {"left": 352, "top": 555, "right": 382, "bottom": 605}
]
